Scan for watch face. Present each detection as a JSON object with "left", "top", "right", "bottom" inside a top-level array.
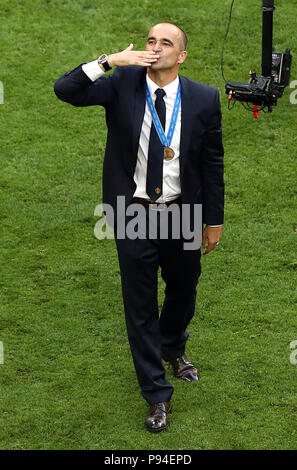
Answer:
[{"left": 98, "top": 54, "right": 108, "bottom": 63}]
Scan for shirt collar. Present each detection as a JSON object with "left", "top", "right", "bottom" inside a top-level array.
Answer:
[{"left": 146, "top": 74, "right": 179, "bottom": 99}]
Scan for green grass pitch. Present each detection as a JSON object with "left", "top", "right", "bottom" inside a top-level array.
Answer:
[{"left": 0, "top": 0, "right": 296, "bottom": 450}]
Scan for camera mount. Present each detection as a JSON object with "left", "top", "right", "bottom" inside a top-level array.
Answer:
[{"left": 224, "top": 0, "right": 292, "bottom": 117}]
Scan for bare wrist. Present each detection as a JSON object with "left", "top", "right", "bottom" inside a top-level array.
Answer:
[{"left": 108, "top": 53, "right": 117, "bottom": 67}]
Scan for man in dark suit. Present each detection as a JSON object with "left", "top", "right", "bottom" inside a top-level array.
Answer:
[{"left": 54, "top": 22, "right": 224, "bottom": 433}]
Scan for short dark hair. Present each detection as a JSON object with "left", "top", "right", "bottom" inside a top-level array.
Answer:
[
  {"left": 166, "top": 23, "right": 188, "bottom": 50},
  {"left": 177, "top": 26, "right": 188, "bottom": 50}
]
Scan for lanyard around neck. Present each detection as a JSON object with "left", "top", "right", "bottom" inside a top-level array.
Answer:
[{"left": 146, "top": 82, "right": 181, "bottom": 148}]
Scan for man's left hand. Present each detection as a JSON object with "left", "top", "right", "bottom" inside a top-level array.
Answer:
[{"left": 201, "top": 226, "right": 223, "bottom": 255}]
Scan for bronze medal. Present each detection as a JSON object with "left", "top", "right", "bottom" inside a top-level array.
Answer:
[{"left": 164, "top": 147, "right": 175, "bottom": 161}]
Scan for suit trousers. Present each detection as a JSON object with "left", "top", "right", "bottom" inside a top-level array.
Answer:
[{"left": 114, "top": 202, "right": 201, "bottom": 404}]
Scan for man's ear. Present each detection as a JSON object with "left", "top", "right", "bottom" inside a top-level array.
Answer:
[{"left": 178, "top": 50, "right": 188, "bottom": 64}]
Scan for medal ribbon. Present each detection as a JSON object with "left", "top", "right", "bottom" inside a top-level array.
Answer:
[{"left": 146, "top": 82, "right": 181, "bottom": 148}]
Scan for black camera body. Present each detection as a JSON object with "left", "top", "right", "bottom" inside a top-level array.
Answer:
[
  {"left": 225, "top": 1, "right": 292, "bottom": 113},
  {"left": 226, "top": 48, "right": 292, "bottom": 111}
]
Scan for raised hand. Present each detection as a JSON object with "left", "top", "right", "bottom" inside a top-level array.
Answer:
[{"left": 108, "top": 44, "right": 159, "bottom": 67}]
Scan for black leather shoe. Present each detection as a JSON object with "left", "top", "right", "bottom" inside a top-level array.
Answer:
[
  {"left": 145, "top": 402, "right": 172, "bottom": 433},
  {"left": 168, "top": 354, "right": 200, "bottom": 382}
]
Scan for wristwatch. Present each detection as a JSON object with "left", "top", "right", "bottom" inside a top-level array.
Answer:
[{"left": 98, "top": 54, "right": 112, "bottom": 72}]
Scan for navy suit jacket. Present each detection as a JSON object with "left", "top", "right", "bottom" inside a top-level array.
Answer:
[{"left": 54, "top": 64, "right": 224, "bottom": 225}]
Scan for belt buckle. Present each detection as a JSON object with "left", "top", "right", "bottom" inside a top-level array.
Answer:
[{"left": 150, "top": 202, "right": 167, "bottom": 212}]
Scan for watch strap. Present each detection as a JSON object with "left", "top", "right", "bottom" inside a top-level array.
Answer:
[{"left": 98, "top": 54, "right": 112, "bottom": 72}]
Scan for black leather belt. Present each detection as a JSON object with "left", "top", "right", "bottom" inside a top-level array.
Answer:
[{"left": 132, "top": 197, "right": 181, "bottom": 209}]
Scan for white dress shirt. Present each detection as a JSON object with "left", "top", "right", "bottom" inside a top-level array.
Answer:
[{"left": 134, "top": 74, "right": 181, "bottom": 202}]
